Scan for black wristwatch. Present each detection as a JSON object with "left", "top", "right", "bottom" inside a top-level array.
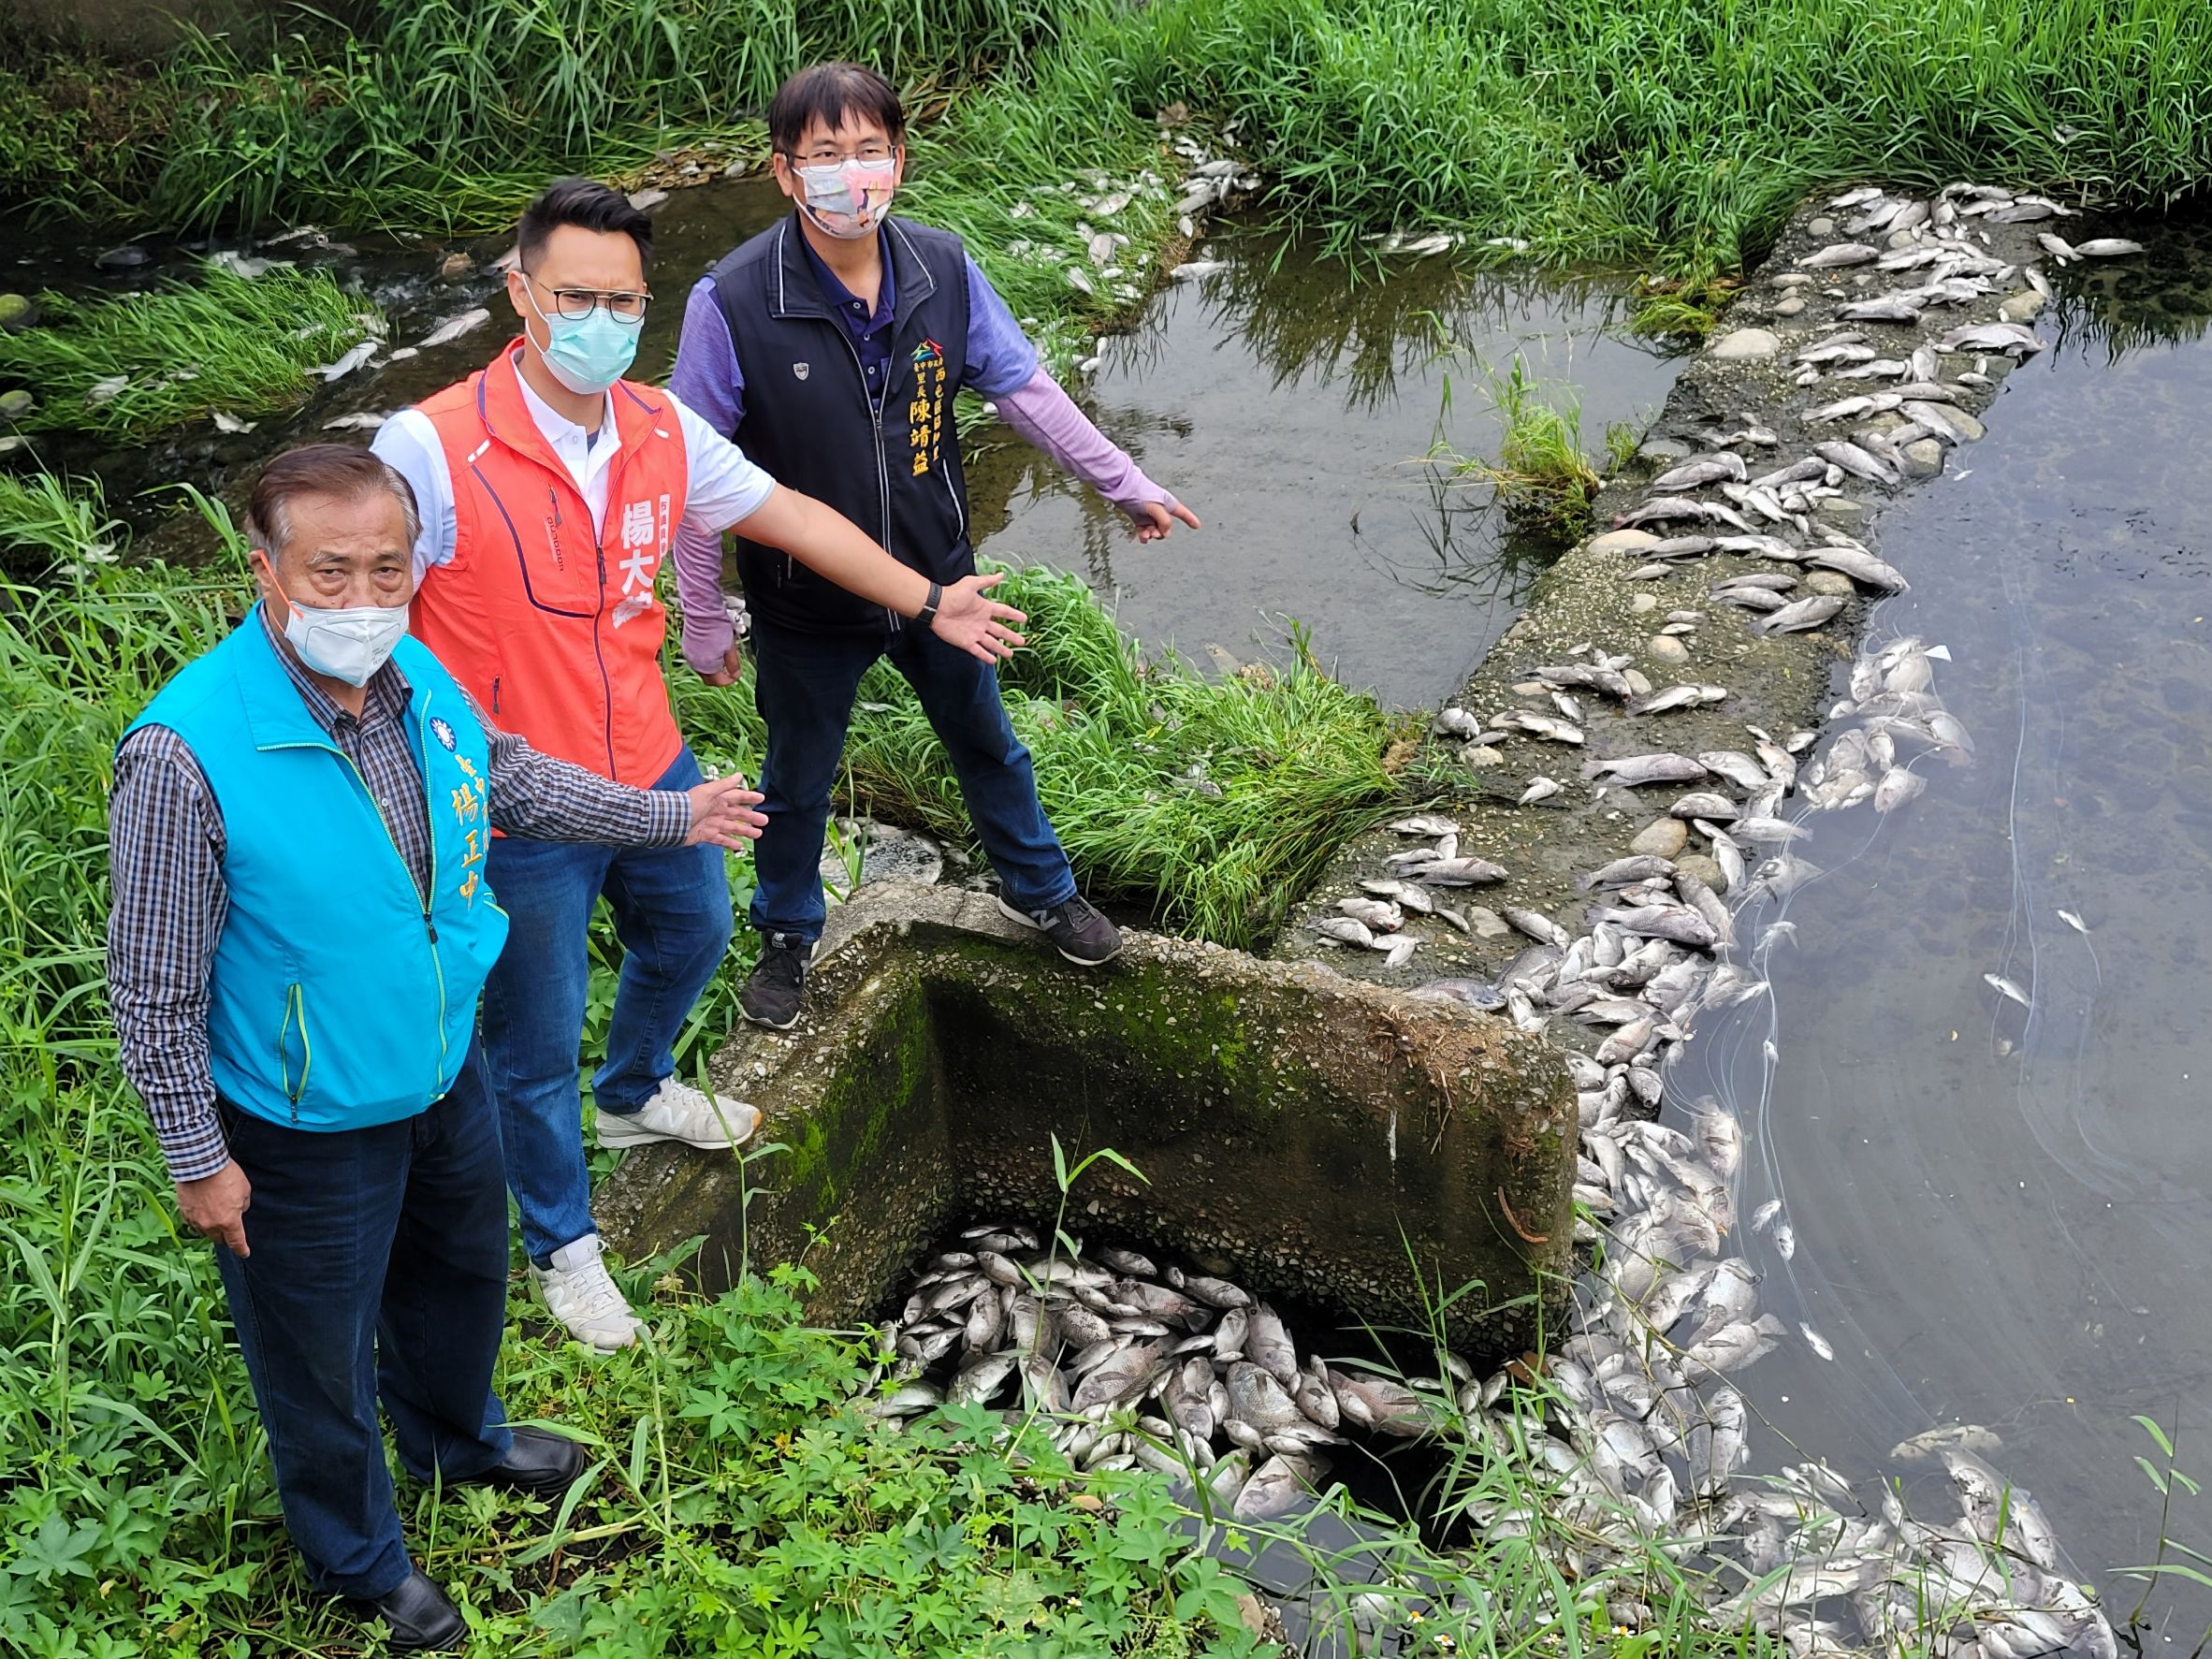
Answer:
[{"left": 917, "top": 580, "right": 942, "bottom": 626}]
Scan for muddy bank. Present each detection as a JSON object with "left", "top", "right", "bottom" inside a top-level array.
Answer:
[{"left": 1276, "top": 190, "right": 2063, "bottom": 996}]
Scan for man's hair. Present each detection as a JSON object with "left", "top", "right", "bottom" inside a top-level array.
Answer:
[
  {"left": 768, "top": 62, "right": 906, "bottom": 155},
  {"left": 246, "top": 444, "right": 421, "bottom": 559},
  {"left": 517, "top": 177, "right": 654, "bottom": 274}
]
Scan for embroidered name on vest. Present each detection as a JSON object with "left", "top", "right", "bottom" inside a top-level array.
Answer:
[{"left": 909, "top": 338, "right": 947, "bottom": 477}]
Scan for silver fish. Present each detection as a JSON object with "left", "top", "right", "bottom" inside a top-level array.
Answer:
[
  {"left": 418, "top": 306, "right": 490, "bottom": 347},
  {"left": 1416, "top": 856, "right": 1509, "bottom": 886},
  {"left": 1797, "top": 242, "right": 1881, "bottom": 269},
  {"left": 1984, "top": 972, "right": 2030, "bottom": 1008},
  {"left": 1519, "top": 776, "right": 1562, "bottom": 805},
  {"left": 1584, "top": 752, "right": 1709, "bottom": 787},
  {"left": 2074, "top": 237, "right": 2144, "bottom": 257},
  {"left": 1758, "top": 594, "right": 1848, "bottom": 633},
  {"left": 1651, "top": 454, "right": 1747, "bottom": 492},
  {"left": 1807, "top": 545, "right": 1908, "bottom": 591},
  {"left": 1389, "top": 814, "right": 1461, "bottom": 837},
  {"left": 1337, "top": 896, "right": 1403, "bottom": 932},
  {"left": 1814, "top": 439, "right": 1899, "bottom": 483},
  {"left": 1310, "top": 916, "right": 1375, "bottom": 948}
]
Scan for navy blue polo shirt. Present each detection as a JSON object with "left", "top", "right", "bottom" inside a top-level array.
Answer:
[{"left": 800, "top": 226, "right": 897, "bottom": 407}]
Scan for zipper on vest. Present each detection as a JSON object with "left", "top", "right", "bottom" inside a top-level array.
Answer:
[
  {"left": 832, "top": 328, "right": 899, "bottom": 631},
  {"left": 491, "top": 676, "right": 500, "bottom": 715}
]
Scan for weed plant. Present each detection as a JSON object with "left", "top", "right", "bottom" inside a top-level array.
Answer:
[
  {"left": 1440, "top": 357, "right": 1617, "bottom": 540},
  {"left": 0, "top": 266, "right": 380, "bottom": 440},
  {"left": 674, "top": 563, "right": 1398, "bottom": 948},
  {"left": 0, "top": 469, "right": 124, "bottom": 573}
]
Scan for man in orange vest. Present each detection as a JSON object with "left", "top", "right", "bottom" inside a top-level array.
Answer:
[{"left": 374, "top": 179, "right": 1023, "bottom": 1350}]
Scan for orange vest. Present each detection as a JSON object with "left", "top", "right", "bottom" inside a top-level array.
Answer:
[{"left": 410, "top": 342, "right": 690, "bottom": 788}]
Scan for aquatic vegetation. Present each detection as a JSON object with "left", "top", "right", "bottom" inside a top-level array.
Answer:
[
  {"left": 1441, "top": 357, "right": 1612, "bottom": 539},
  {"left": 0, "top": 266, "right": 381, "bottom": 439},
  {"left": 676, "top": 564, "right": 1398, "bottom": 948}
]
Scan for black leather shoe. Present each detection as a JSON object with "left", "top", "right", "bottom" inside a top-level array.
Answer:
[
  {"left": 451, "top": 1426, "right": 587, "bottom": 1500},
  {"left": 344, "top": 1568, "right": 465, "bottom": 1652}
]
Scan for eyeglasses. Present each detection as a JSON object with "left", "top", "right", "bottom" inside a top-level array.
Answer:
[
  {"left": 530, "top": 280, "right": 651, "bottom": 324},
  {"left": 792, "top": 142, "right": 896, "bottom": 169}
]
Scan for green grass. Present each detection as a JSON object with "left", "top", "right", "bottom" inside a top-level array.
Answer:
[
  {"left": 0, "top": 265, "right": 381, "bottom": 439},
  {"left": 1438, "top": 357, "right": 1624, "bottom": 540},
  {"left": 0, "top": 469, "right": 124, "bottom": 573},
  {"left": 16, "top": 0, "right": 2212, "bottom": 288},
  {"left": 674, "top": 564, "right": 1398, "bottom": 948}
]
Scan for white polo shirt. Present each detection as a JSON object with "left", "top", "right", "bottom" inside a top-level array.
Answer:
[{"left": 371, "top": 352, "right": 778, "bottom": 584}]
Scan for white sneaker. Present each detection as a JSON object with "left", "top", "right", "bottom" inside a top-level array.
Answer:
[
  {"left": 531, "top": 1234, "right": 646, "bottom": 1352},
  {"left": 594, "top": 1077, "right": 760, "bottom": 1151}
]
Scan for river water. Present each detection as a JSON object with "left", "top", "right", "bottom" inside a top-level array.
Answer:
[{"left": 1670, "top": 220, "right": 2212, "bottom": 1638}]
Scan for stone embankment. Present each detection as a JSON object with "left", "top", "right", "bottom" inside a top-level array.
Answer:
[{"left": 1278, "top": 186, "right": 2084, "bottom": 1000}]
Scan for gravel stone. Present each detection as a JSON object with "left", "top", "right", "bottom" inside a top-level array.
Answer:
[
  {"left": 1629, "top": 818, "right": 1689, "bottom": 859},
  {"left": 1648, "top": 634, "right": 1690, "bottom": 665},
  {"left": 1710, "top": 327, "right": 1782, "bottom": 361}
]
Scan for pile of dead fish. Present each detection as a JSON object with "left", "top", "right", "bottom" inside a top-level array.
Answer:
[
  {"left": 1289, "top": 182, "right": 2124, "bottom": 1654},
  {"left": 866, "top": 1225, "right": 1446, "bottom": 1528}
]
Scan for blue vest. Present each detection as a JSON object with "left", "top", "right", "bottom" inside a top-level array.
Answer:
[{"left": 124, "top": 610, "right": 511, "bottom": 1131}]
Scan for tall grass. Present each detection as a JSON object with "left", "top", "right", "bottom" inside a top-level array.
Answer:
[
  {"left": 674, "top": 564, "right": 1398, "bottom": 946},
  {"left": 0, "top": 266, "right": 381, "bottom": 439},
  {"left": 14, "top": 0, "right": 2212, "bottom": 281},
  {"left": 1439, "top": 357, "right": 1628, "bottom": 540}
]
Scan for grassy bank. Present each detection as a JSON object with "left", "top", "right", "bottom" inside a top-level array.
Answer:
[
  {"left": 0, "top": 266, "right": 382, "bottom": 440},
  {"left": 676, "top": 565, "right": 1398, "bottom": 948},
  {"left": 9, "top": 0, "right": 2212, "bottom": 285}
]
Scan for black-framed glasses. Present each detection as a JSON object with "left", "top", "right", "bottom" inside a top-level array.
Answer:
[{"left": 532, "top": 280, "right": 651, "bottom": 324}]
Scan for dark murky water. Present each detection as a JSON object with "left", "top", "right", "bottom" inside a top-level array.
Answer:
[
  {"left": 964, "top": 226, "right": 1680, "bottom": 708},
  {"left": 7, "top": 183, "right": 1679, "bottom": 709},
  {"left": 1675, "top": 223, "right": 2212, "bottom": 1637}
]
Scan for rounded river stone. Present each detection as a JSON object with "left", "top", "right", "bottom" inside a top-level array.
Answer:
[{"left": 1711, "top": 327, "right": 1782, "bottom": 361}]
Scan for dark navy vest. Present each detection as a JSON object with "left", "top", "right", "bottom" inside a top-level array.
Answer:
[{"left": 707, "top": 212, "right": 974, "bottom": 635}]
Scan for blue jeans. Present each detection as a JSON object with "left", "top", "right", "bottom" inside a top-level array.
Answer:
[
  {"left": 749, "top": 618, "right": 1076, "bottom": 942},
  {"left": 213, "top": 1041, "right": 514, "bottom": 1600},
  {"left": 482, "top": 745, "right": 734, "bottom": 1264}
]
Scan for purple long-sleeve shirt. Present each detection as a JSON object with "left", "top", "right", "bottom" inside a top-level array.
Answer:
[{"left": 666, "top": 255, "right": 1174, "bottom": 674}]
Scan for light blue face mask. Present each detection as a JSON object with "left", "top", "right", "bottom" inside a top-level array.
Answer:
[{"left": 523, "top": 284, "right": 640, "bottom": 395}]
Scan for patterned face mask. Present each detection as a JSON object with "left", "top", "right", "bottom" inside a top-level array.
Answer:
[{"left": 793, "top": 155, "right": 898, "bottom": 240}]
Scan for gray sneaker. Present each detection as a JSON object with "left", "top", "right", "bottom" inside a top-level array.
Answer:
[{"left": 997, "top": 893, "right": 1124, "bottom": 966}]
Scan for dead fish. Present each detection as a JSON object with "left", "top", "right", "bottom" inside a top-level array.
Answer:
[
  {"left": 1617, "top": 496, "right": 1720, "bottom": 528},
  {"left": 1509, "top": 713, "right": 1585, "bottom": 744},
  {"left": 1632, "top": 684, "right": 1710, "bottom": 714},
  {"left": 1519, "top": 776, "right": 1562, "bottom": 806},
  {"left": 1872, "top": 766, "right": 1925, "bottom": 811},
  {"left": 1806, "top": 545, "right": 1908, "bottom": 591},
  {"left": 1417, "top": 857, "right": 1509, "bottom": 886},
  {"left": 1233, "top": 1453, "right": 1318, "bottom": 1521},
  {"left": 1758, "top": 594, "right": 1848, "bottom": 633},
  {"left": 314, "top": 340, "right": 379, "bottom": 380},
  {"left": 1433, "top": 707, "right": 1483, "bottom": 739},
  {"left": 1503, "top": 907, "right": 1567, "bottom": 947},
  {"left": 2058, "top": 908, "right": 2089, "bottom": 934},
  {"left": 1984, "top": 972, "right": 2030, "bottom": 1008},
  {"left": 319, "top": 411, "right": 387, "bottom": 431},
  {"left": 1651, "top": 454, "right": 1747, "bottom": 492},
  {"left": 2074, "top": 237, "right": 2144, "bottom": 257},
  {"left": 1937, "top": 320, "right": 2044, "bottom": 357},
  {"left": 1408, "top": 977, "right": 1506, "bottom": 1010},
  {"left": 1668, "top": 791, "right": 1739, "bottom": 822},
  {"left": 1579, "top": 855, "right": 1678, "bottom": 891},
  {"left": 1642, "top": 533, "right": 1718, "bottom": 559},
  {"left": 1815, "top": 439, "right": 1900, "bottom": 483},
  {"left": 418, "top": 306, "right": 491, "bottom": 348},
  {"left": 1583, "top": 752, "right": 1709, "bottom": 787},
  {"left": 1710, "top": 587, "right": 1788, "bottom": 613},
  {"left": 1838, "top": 293, "right": 1926, "bottom": 323},
  {"left": 1693, "top": 1100, "right": 1742, "bottom": 1178},
  {"left": 1389, "top": 814, "right": 1462, "bottom": 837},
  {"left": 1797, "top": 242, "right": 1880, "bottom": 269},
  {"left": 1594, "top": 905, "right": 1718, "bottom": 950},
  {"left": 1337, "top": 896, "right": 1402, "bottom": 932},
  {"left": 1311, "top": 916, "right": 1375, "bottom": 948},
  {"left": 1696, "top": 750, "right": 1769, "bottom": 790}
]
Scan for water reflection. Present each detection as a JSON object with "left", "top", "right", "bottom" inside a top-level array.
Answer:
[{"left": 966, "top": 223, "right": 1681, "bottom": 708}]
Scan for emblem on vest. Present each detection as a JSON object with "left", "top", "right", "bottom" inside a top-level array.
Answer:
[
  {"left": 793, "top": 362, "right": 810, "bottom": 381},
  {"left": 429, "top": 716, "right": 458, "bottom": 752},
  {"left": 909, "top": 339, "right": 948, "bottom": 477}
]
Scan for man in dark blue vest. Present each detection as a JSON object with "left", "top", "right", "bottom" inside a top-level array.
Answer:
[
  {"left": 108, "top": 445, "right": 766, "bottom": 1650},
  {"left": 669, "top": 62, "right": 1201, "bottom": 1030}
]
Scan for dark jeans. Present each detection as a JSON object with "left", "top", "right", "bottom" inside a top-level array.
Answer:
[
  {"left": 482, "top": 744, "right": 734, "bottom": 1264},
  {"left": 213, "top": 1040, "right": 513, "bottom": 1600},
  {"left": 749, "top": 618, "right": 1075, "bottom": 942}
]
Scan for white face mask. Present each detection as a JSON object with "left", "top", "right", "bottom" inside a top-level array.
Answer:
[{"left": 260, "top": 557, "right": 409, "bottom": 687}]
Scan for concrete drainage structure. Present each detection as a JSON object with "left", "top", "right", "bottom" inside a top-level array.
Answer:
[{"left": 596, "top": 882, "right": 1576, "bottom": 1353}]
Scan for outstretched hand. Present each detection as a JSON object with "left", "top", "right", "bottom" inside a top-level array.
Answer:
[
  {"left": 1128, "top": 499, "right": 1201, "bottom": 543},
  {"left": 685, "top": 774, "right": 769, "bottom": 849},
  {"left": 930, "top": 573, "right": 1029, "bottom": 662}
]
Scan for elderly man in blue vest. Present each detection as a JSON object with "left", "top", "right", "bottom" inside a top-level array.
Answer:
[{"left": 106, "top": 445, "right": 765, "bottom": 1651}]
